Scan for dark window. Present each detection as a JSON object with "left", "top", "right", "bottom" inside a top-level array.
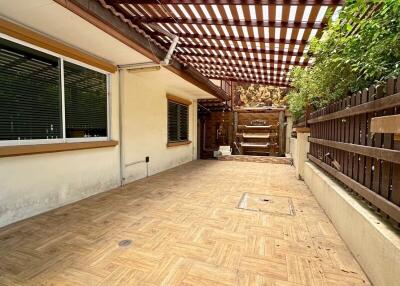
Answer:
[
  {"left": 168, "top": 100, "right": 188, "bottom": 142},
  {"left": 64, "top": 61, "right": 108, "bottom": 138},
  {"left": 0, "top": 37, "right": 109, "bottom": 143},
  {"left": 0, "top": 38, "right": 62, "bottom": 140}
]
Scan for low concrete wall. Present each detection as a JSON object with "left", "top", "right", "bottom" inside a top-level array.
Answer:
[
  {"left": 304, "top": 162, "right": 400, "bottom": 286},
  {"left": 290, "top": 132, "right": 309, "bottom": 179}
]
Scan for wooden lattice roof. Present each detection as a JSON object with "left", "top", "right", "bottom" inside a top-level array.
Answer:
[{"left": 100, "top": 0, "right": 343, "bottom": 87}]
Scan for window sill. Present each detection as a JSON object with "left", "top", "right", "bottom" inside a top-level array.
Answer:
[
  {"left": 0, "top": 140, "right": 118, "bottom": 158},
  {"left": 167, "top": 140, "right": 192, "bottom": 148}
]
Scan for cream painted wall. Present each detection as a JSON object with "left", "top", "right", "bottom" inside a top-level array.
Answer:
[
  {"left": 0, "top": 73, "right": 121, "bottom": 228},
  {"left": 121, "top": 70, "right": 198, "bottom": 183},
  {"left": 0, "top": 1, "right": 212, "bottom": 227},
  {"left": 0, "top": 67, "right": 203, "bottom": 228}
]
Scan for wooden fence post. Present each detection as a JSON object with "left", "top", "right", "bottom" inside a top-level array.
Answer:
[{"left": 279, "top": 110, "right": 285, "bottom": 156}]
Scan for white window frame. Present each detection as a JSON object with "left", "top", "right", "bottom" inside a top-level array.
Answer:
[{"left": 0, "top": 33, "right": 111, "bottom": 147}]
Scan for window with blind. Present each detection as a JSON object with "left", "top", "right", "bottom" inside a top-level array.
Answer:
[
  {"left": 64, "top": 61, "right": 108, "bottom": 138},
  {"left": 0, "top": 37, "right": 109, "bottom": 145},
  {"left": 0, "top": 38, "right": 62, "bottom": 141},
  {"left": 168, "top": 100, "right": 189, "bottom": 142}
]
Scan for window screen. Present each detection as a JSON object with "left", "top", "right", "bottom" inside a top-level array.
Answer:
[
  {"left": 64, "top": 61, "right": 108, "bottom": 138},
  {"left": 0, "top": 38, "right": 62, "bottom": 140},
  {"left": 168, "top": 100, "right": 188, "bottom": 142}
]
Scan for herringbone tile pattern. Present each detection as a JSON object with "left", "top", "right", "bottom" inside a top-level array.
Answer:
[{"left": 0, "top": 160, "right": 370, "bottom": 285}]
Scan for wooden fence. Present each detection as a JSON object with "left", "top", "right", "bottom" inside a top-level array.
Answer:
[
  {"left": 293, "top": 115, "right": 306, "bottom": 128},
  {"left": 307, "top": 77, "right": 400, "bottom": 224}
]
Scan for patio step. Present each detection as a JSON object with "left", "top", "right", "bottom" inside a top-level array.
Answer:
[
  {"left": 242, "top": 133, "right": 277, "bottom": 139},
  {"left": 241, "top": 142, "right": 272, "bottom": 148},
  {"left": 241, "top": 125, "right": 274, "bottom": 129},
  {"left": 218, "top": 155, "right": 291, "bottom": 164}
]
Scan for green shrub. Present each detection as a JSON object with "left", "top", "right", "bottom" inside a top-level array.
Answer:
[{"left": 287, "top": 0, "right": 400, "bottom": 119}]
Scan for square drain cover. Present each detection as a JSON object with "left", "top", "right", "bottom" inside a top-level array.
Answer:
[{"left": 237, "top": 193, "right": 295, "bottom": 216}]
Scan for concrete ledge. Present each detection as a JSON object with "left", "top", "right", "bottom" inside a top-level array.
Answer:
[
  {"left": 218, "top": 155, "right": 291, "bottom": 164},
  {"left": 304, "top": 161, "right": 400, "bottom": 286}
]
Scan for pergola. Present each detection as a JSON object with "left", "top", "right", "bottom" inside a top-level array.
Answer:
[{"left": 99, "top": 0, "right": 343, "bottom": 87}]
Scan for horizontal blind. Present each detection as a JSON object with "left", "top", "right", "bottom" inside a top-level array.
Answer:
[
  {"left": 178, "top": 104, "right": 188, "bottom": 141},
  {"left": 168, "top": 100, "right": 188, "bottom": 142},
  {"left": 168, "top": 101, "right": 178, "bottom": 141},
  {"left": 64, "top": 61, "right": 107, "bottom": 138},
  {"left": 0, "top": 38, "right": 62, "bottom": 140}
]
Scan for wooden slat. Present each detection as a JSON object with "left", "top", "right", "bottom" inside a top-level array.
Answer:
[
  {"left": 131, "top": 16, "right": 326, "bottom": 29},
  {"left": 307, "top": 92, "right": 400, "bottom": 124},
  {"left": 391, "top": 79, "right": 400, "bottom": 206},
  {"left": 308, "top": 138, "right": 400, "bottom": 165},
  {"left": 175, "top": 43, "right": 304, "bottom": 57},
  {"left": 117, "top": 0, "right": 344, "bottom": 4},
  {"left": 352, "top": 92, "right": 361, "bottom": 182},
  {"left": 372, "top": 86, "right": 384, "bottom": 196},
  {"left": 379, "top": 83, "right": 395, "bottom": 201},
  {"left": 150, "top": 31, "right": 309, "bottom": 45},
  {"left": 358, "top": 89, "right": 369, "bottom": 185},
  {"left": 364, "top": 86, "right": 375, "bottom": 190}
]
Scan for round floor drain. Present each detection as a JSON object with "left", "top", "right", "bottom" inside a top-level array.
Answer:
[{"left": 118, "top": 239, "right": 133, "bottom": 247}]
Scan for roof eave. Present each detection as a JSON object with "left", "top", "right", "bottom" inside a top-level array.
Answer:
[{"left": 53, "top": 0, "right": 229, "bottom": 101}]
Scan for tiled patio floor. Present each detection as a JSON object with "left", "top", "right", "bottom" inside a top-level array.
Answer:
[{"left": 0, "top": 160, "right": 370, "bottom": 285}]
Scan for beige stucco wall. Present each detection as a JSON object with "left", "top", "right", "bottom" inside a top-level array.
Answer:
[
  {"left": 0, "top": 68, "right": 202, "bottom": 228},
  {"left": 290, "top": 132, "right": 309, "bottom": 179},
  {"left": 120, "top": 70, "right": 198, "bottom": 184},
  {"left": 0, "top": 1, "right": 211, "bottom": 228},
  {"left": 285, "top": 115, "right": 293, "bottom": 154},
  {"left": 0, "top": 73, "right": 121, "bottom": 228}
]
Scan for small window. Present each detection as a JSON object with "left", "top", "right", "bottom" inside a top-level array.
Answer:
[
  {"left": 0, "top": 38, "right": 62, "bottom": 141},
  {"left": 64, "top": 61, "right": 108, "bottom": 138},
  {"left": 168, "top": 100, "right": 189, "bottom": 142}
]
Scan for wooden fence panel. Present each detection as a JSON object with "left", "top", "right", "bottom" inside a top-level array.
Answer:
[
  {"left": 392, "top": 78, "right": 400, "bottom": 206},
  {"left": 308, "top": 77, "right": 400, "bottom": 223}
]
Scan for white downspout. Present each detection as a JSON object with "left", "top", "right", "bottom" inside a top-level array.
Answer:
[
  {"left": 118, "top": 69, "right": 125, "bottom": 186},
  {"left": 160, "top": 35, "right": 179, "bottom": 66},
  {"left": 121, "top": 27, "right": 179, "bottom": 72},
  {"left": 118, "top": 31, "right": 179, "bottom": 185}
]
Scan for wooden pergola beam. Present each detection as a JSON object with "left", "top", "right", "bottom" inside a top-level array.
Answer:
[
  {"left": 202, "top": 69, "right": 287, "bottom": 81},
  {"left": 207, "top": 76, "right": 290, "bottom": 87},
  {"left": 133, "top": 17, "right": 325, "bottom": 29},
  {"left": 187, "top": 57, "right": 308, "bottom": 67},
  {"left": 175, "top": 43, "right": 304, "bottom": 58},
  {"left": 150, "top": 32, "right": 308, "bottom": 46},
  {"left": 193, "top": 62, "right": 291, "bottom": 74},
  {"left": 184, "top": 54, "right": 308, "bottom": 66},
  {"left": 111, "top": 0, "right": 343, "bottom": 5},
  {"left": 204, "top": 67, "right": 287, "bottom": 80},
  {"left": 54, "top": 0, "right": 229, "bottom": 100},
  {"left": 102, "top": 0, "right": 339, "bottom": 85}
]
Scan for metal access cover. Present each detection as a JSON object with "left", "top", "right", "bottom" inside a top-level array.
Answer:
[{"left": 237, "top": 193, "right": 295, "bottom": 216}]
